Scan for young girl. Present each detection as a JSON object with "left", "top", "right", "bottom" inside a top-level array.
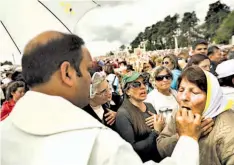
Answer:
[{"left": 1, "top": 81, "right": 25, "bottom": 121}]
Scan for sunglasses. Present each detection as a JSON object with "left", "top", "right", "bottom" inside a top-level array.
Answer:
[
  {"left": 155, "top": 75, "right": 172, "bottom": 81},
  {"left": 162, "top": 61, "right": 169, "bottom": 65},
  {"left": 130, "top": 81, "right": 147, "bottom": 88}
]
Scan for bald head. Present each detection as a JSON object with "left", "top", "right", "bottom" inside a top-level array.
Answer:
[
  {"left": 22, "top": 31, "right": 85, "bottom": 87},
  {"left": 24, "top": 31, "right": 63, "bottom": 55}
]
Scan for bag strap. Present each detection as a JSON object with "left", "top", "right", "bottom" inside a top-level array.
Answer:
[{"left": 112, "top": 75, "right": 116, "bottom": 86}]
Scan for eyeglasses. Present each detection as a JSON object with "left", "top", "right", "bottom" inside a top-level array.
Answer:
[
  {"left": 155, "top": 75, "right": 172, "bottom": 81},
  {"left": 95, "top": 84, "right": 112, "bottom": 97},
  {"left": 162, "top": 61, "right": 169, "bottom": 65},
  {"left": 130, "top": 81, "right": 147, "bottom": 88}
]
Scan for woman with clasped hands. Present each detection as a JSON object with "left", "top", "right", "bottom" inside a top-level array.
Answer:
[{"left": 115, "top": 72, "right": 165, "bottom": 163}]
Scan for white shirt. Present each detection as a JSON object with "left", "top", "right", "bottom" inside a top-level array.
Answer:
[
  {"left": 106, "top": 74, "right": 118, "bottom": 92},
  {"left": 145, "top": 89, "right": 179, "bottom": 123},
  {"left": 1, "top": 91, "right": 199, "bottom": 165}
]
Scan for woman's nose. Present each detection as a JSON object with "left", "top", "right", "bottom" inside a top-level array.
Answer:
[{"left": 180, "top": 91, "right": 190, "bottom": 101}]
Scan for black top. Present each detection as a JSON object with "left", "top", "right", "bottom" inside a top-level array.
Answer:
[
  {"left": 115, "top": 98, "right": 162, "bottom": 162},
  {"left": 83, "top": 104, "right": 115, "bottom": 130},
  {"left": 210, "top": 61, "right": 218, "bottom": 76}
]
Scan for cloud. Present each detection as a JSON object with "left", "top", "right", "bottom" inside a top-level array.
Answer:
[
  {"left": 91, "top": 24, "right": 133, "bottom": 43},
  {"left": 96, "top": 1, "right": 134, "bottom": 7},
  {"left": 1, "top": 0, "right": 234, "bottom": 63},
  {"left": 77, "top": 0, "right": 234, "bottom": 57}
]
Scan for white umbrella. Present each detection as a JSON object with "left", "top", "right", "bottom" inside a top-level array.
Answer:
[
  {"left": 0, "top": 21, "right": 22, "bottom": 64},
  {"left": 0, "top": 0, "right": 100, "bottom": 57}
]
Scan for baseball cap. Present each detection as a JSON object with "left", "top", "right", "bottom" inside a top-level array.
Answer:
[
  {"left": 122, "top": 72, "right": 143, "bottom": 88},
  {"left": 216, "top": 59, "right": 234, "bottom": 78}
]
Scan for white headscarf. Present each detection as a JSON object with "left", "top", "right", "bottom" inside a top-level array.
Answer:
[
  {"left": 90, "top": 72, "right": 106, "bottom": 99},
  {"left": 202, "top": 71, "right": 233, "bottom": 118}
]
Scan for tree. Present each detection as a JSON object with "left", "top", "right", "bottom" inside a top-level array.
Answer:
[
  {"left": 151, "top": 21, "right": 165, "bottom": 49},
  {"left": 119, "top": 45, "right": 126, "bottom": 51},
  {"left": 149, "top": 14, "right": 179, "bottom": 50},
  {"left": 106, "top": 51, "right": 114, "bottom": 56},
  {"left": 179, "top": 11, "right": 200, "bottom": 47},
  {"left": 130, "top": 32, "right": 144, "bottom": 50},
  {"left": 203, "top": 1, "right": 230, "bottom": 41},
  {"left": 214, "top": 11, "right": 234, "bottom": 44},
  {"left": 143, "top": 26, "right": 152, "bottom": 41},
  {"left": 160, "top": 14, "right": 179, "bottom": 49},
  {"left": 110, "top": 51, "right": 114, "bottom": 56},
  {"left": 145, "top": 41, "right": 155, "bottom": 51},
  {"left": 129, "top": 1, "right": 232, "bottom": 50}
]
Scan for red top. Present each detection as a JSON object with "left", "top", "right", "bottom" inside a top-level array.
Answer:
[{"left": 1, "top": 99, "right": 16, "bottom": 121}]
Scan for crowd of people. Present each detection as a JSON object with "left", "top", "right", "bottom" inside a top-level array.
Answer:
[{"left": 1, "top": 31, "right": 234, "bottom": 165}]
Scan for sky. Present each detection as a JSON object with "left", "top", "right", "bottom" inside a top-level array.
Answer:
[{"left": 0, "top": 0, "right": 234, "bottom": 64}]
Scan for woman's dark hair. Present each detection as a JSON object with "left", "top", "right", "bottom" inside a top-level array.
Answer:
[
  {"left": 148, "top": 60, "right": 156, "bottom": 68},
  {"left": 154, "top": 66, "right": 173, "bottom": 80},
  {"left": 119, "top": 61, "right": 127, "bottom": 66},
  {"left": 6, "top": 72, "right": 13, "bottom": 78},
  {"left": 126, "top": 64, "right": 134, "bottom": 71},
  {"left": 177, "top": 66, "right": 207, "bottom": 93},
  {"left": 103, "top": 64, "right": 115, "bottom": 75},
  {"left": 141, "top": 72, "right": 154, "bottom": 90},
  {"left": 11, "top": 71, "right": 30, "bottom": 93},
  {"left": 6, "top": 81, "right": 25, "bottom": 100},
  {"left": 187, "top": 54, "right": 210, "bottom": 67},
  {"left": 218, "top": 74, "right": 234, "bottom": 87},
  {"left": 11, "top": 71, "right": 24, "bottom": 82},
  {"left": 163, "top": 54, "right": 180, "bottom": 70}
]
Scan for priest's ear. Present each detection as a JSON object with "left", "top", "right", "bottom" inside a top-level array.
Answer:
[{"left": 60, "top": 61, "right": 76, "bottom": 87}]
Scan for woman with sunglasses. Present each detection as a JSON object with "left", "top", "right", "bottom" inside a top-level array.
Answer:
[
  {"left": 162, "top": 54, "right": 181, "bottom": 90},
  {"left": 145, "top": 66, "right": 179, "bottom": 124},
  {"left": 115, "top": 72, "right": 165, "bottom": 163},
  {"left": 83, "top": 72, "right": 117, "bottom": 130}
]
